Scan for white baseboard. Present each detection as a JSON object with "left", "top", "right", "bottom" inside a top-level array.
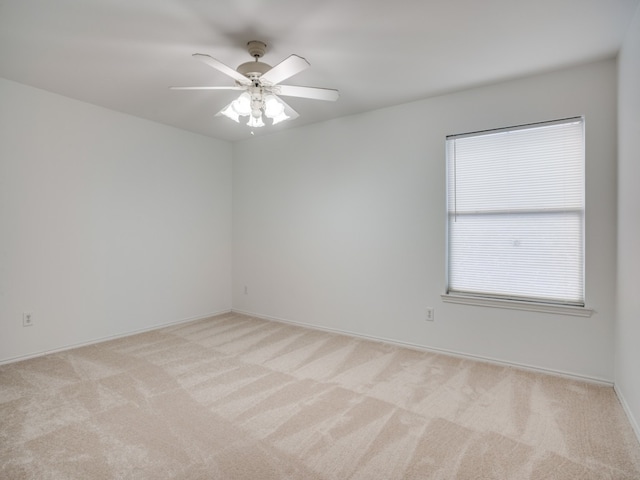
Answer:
[
  {"left": 3, "top": 306, "right": 617, "bottom": 390},
  {"left": 0, "top": 309, "right": 232, "bottom": 366},
  {"left": 614, "top": 384, "right": 640, "bottom": 445},
  {"left": 231, "top": 308, "right": 614, "bottom": 387}
]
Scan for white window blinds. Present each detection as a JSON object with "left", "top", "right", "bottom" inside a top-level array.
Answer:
[{"left": 446, "top": 117, "right": 585, "bottom": 306}]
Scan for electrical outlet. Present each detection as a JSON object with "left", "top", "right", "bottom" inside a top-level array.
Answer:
[
  {"left": 426, "top": 308, "right": 434, "bottom": 321},
  {"left": 23, "top": 312, "right": 34, "bottom": 327}
]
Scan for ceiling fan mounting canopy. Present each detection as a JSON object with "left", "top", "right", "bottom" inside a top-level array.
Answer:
[
  {"left": 237, "top": 61, "right": 272, "bottom": 78},
  {"left": 246, "top": 40, "right": 267, "bottom": 59}
]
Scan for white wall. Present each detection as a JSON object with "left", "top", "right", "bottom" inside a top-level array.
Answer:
[
  {"left": 0, "top": 58, "right": 621, "bottom": 384},
  {"left": 0, "top": 78, "right": 232, "bottom": 362},
  {"left": 232, "top": 59, "right": 617, "bottom": 382},
  {"left": 616, "top": 4, "right": 640, "bottom": 437}
]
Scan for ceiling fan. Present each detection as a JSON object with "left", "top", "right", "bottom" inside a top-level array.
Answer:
[{"left": 170, "top": 41, "right": 339, "bottom": 128}]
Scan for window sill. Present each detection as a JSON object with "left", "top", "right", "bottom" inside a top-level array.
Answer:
[{"left": 440, "top": 294, "right": 594, "bottom": 317}]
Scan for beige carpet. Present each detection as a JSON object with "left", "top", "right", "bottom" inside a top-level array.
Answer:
[{"left": 1, "top": 312, "right": 639, "bottom": 479}]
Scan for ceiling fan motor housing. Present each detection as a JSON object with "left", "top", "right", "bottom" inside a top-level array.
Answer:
[{"left": 237, "top": 61, "right": 272, "bottom": 78}]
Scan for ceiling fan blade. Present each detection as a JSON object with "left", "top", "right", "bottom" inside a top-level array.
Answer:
[
  {"left": 169, "top": 86, "right": 246, "bottom": 91},
  {"left": 260, "top": 54, "right": 310, "bottom": 86},
  {"left": 275, "top": 85, "right": 339, "bottom": 101},
  {"left": 193, "top": 53, "right": 251, "bottom": 86}
]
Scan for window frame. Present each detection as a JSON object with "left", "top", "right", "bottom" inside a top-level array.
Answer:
[{"left": 443, "top": 117, "right": 592, "bottom": 316}]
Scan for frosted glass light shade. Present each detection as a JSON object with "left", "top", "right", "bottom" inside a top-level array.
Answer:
[
  {"left": 264, "top": 95, "right": 289, "bottom": 125},
  {"left": 270, "top": 112, "right": 289, "bottom": 125},
  {"left": 220, "top": 92, "right": 291, "bottom": 127},
  {"left": 247, "top": 115, "right": 265, "bottom": 128},
  {"left": 232, "top": 92, "right": 252, "bottom": 116},
  {"left": 264, "top": 95, "right": 284, "bottom": 117},
  {"left": 220, "top": 104, "right": 240, "bottom": 122}
]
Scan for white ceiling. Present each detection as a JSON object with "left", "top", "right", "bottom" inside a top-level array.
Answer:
[{"left": 1, "top": 0, "right": 638, "bottom": 142}]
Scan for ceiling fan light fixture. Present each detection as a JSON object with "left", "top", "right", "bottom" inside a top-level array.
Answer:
[{"left": 175, "top": 41, "right": 338, "bottom": 131}]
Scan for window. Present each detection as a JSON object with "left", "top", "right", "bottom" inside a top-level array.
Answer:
[{"left": 445, "top": 117, "right": 585, "bottom": 307}]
